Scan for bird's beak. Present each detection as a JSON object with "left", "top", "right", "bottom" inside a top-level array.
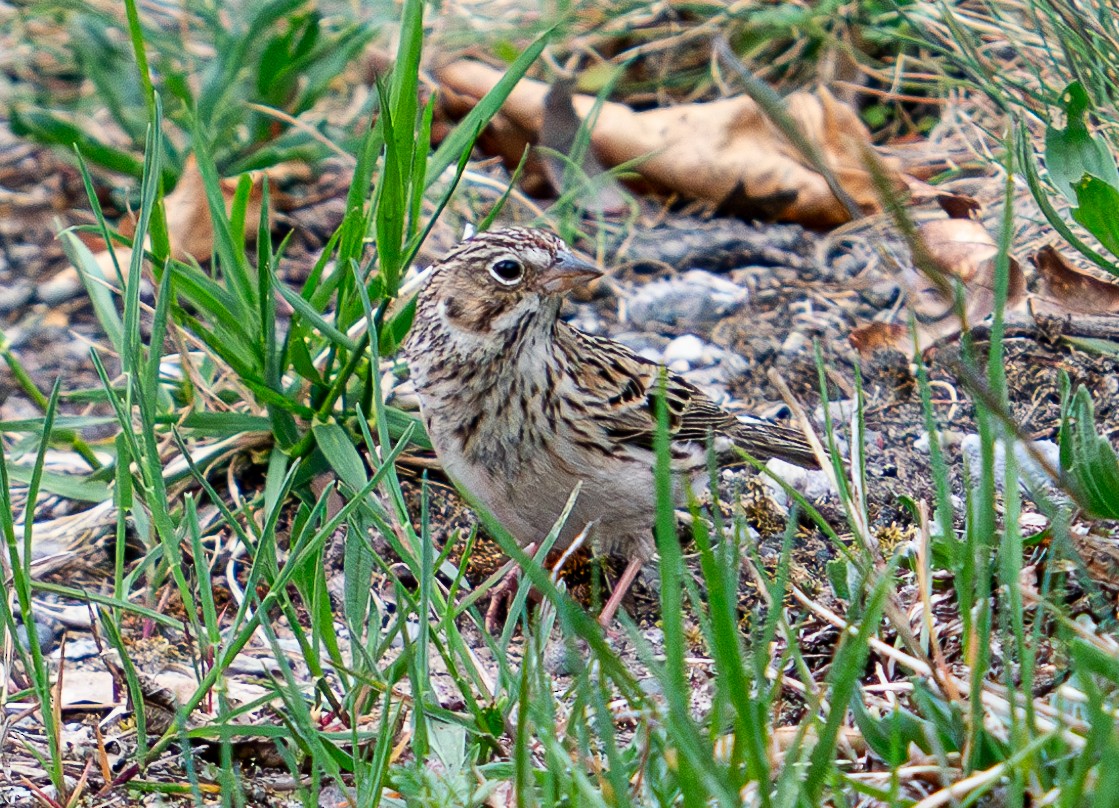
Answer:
[{"left": 539, "top": 253, "right": 603, "bottom": 294}]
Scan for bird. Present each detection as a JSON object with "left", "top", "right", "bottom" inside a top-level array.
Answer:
[{"left": 405, "top": 226, "right": 819, "bottom": 628}]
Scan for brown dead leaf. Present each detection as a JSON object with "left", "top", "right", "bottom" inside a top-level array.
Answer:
[
  {"left": 1032, "top": 244, "right": 1119, "bottom": 315},
  {"left": 936, "top": 192, "right": 982, "bottom": 220},
  {"left": 538, "top": 78, "right": 629, "bottom": 217},
  {"left": 436, "top": 60, "right": 906, "bottom": 227},
  {"left": 119, "top": 155, "right": 267, "bottom": 263},
  {"left": 56, "top": 156, "right": 271, "bottom": 295},
  {"left": 849, "top": 322, "right": 909, "bottom": 356},
  {"left": 901, "top": 216, "right": 1024, "bottom": 349}
]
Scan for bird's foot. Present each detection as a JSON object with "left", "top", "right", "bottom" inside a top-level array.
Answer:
[{"left": 483, "top": 565, "right": 522, "bottom": 633}]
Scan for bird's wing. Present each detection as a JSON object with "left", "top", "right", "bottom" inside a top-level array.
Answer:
[{"left": 559, "top": 325, "right": 816, "bottom": 465}]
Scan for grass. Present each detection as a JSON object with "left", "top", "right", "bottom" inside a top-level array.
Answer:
[{"left": 3, "top": 0, "right": 1119, "bottom": 806}]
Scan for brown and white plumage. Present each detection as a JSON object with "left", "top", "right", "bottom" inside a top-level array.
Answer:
[{"left": 406, "top": 227, "right": 818, "bottom": 625}]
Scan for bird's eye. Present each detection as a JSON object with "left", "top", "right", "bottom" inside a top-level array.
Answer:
[{"left": 488, "top": 258, "right": 524, "bottom": 285}]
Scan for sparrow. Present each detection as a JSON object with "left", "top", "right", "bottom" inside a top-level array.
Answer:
[{"left": 405, "top": 227, "right": 818, "bottom": 627}]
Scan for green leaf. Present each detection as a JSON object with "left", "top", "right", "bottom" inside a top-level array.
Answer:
[
  {"left": 378, "top": 297, "right": 417, "bottom": 356},
  {"left": 274, "top": 281, "right": 359, "bottom": 350},
  {"left": 58, "top": 230, "right": 125, "bottom": 354},
  {"left": 1045, "top": 82, "right": 1119, "bottom": 204},
  {"left": 381, "top": 406, "right": 432, "bottom": 451},
  {"left": 173, "top": 411, "right": 272, "bottom": 434},
  {"left": 1072, "top": 175, "right": 1119, "bottom": 258},
  {"left": 312, "top": 420, "right": 367, "bottom": 493},
  {"left": 1062, "top": 335, "right": 1119, "bottom": 357},
  {"left": 825, "top": 557, "right": 854, "bottom": 601},
  {"left": 10, "top": 107, "right": 148, "bottom": 178},
  {"left": 4, "top": 466, "right": 111, "bottom": 502},
  {"left": 910, "top": 679, "right": 964, "bottom": 754},
  {"left": 1060, "top": 385, "right": 1119, "bottom": 518},
  {"left": 850, "top": 693, "right": 929, "bottom": 766}
]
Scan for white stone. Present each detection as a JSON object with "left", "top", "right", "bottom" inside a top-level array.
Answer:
[
  {"left": 959, "top": 435, "right": 1062, "bottom": 503},
  {"left": 663, "top": 334, "right": 706, "bottom": 365},
  {"left": 626, "top": 270, "right": 748, "bottom": 329}
]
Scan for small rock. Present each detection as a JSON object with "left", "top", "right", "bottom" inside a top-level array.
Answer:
[
  {"left": 914, "top": 428, "right": 966, "bottom": 453},
  {"left": 815, "top": 399, "right": 856, "bottom": 425},
  {"left": 861, "top": 279, "right": 901, "bottom": 308},
  {"left": 566, "top": 306, "right": 604, "bottom": 335},
  {"left": 626, "top": 270, "right": 748, "bottom": 329},
  {"left": 780, "top": 331, "right": 807, "bottom": 354},
  {"left": 959, "top": 435, "right": 1062, "bottom": 503},
  {"left": 613, "top": 332, "right": 669, "bottom": 353},
  {"left": 764, "top": 458, "right": 837, "bottom": 502},
  {"left": 59, "top": 636, "right": 98, "bottom": 661},
  {"left": 544, "top": 634, "right": 590, "bottom": 677},
  {"left": 663, "top": 334, "right": 706, "bottom": 365},
  {"left": 0, "top": 280, "right": 33, "bottom": 313},
  {"left": 7, "top": 243, "right": 41, "bottom": 268},
  {"left": 16, "top": 616, "right": 61, "bottom": 654},
  {"left": 37, "top": 272, "right": 83, "bottom": 306}
]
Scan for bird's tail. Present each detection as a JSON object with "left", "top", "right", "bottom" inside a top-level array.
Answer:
[{"left": 732, "top": 421, "right": 822, "bottom": 469}]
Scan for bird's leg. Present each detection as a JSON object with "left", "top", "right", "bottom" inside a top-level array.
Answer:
[
  {"left": 484, "top": 542, "right": 537, "bottom": 633},
  {"left": 598, "top": 557, "right": 644, "bottom": 626}
]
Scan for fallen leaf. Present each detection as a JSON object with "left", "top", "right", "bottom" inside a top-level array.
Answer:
[
  {"left": 901, "top": 216, "right": 1024, "bottom": 348},
  {"left": 849, "top": 322, "right": 909, "bottom": 356},
  {"left": 436, "top": 60, "right": 907, "bottom": 227},
  {"left": 936, "top": 191, "right": 982, "bottom": 220},
  {"left": 538, "top": 78, "right": 629, "bottom": 216},
  {"left": 1032, "top": 244, "right": 1119, "bottom": 314},
  {"left": 53, "top": 156, "right": 270, "bottom": 296}
]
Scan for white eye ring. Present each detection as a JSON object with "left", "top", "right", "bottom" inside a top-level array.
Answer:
[{"left": 488, "top": 258, "right": 524, "bottom": 285}]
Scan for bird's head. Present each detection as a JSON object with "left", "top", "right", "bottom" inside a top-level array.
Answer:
[{"left": 418, "top": 227, "right": 602, "bottom": 337}]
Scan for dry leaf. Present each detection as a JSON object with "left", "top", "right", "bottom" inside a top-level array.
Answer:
[
  {"left": 538, "top": 78, "right": 629, "bottom": 216},
  {"left": 849, "top": 321, "right": 909, "bottom": 356},
  {"left": 52, "top": 157, "right": 271, "bottom": 296},
  {"left": 436, "top": 60, "right": 906, "bottom": 227},
  {"left": 935, "top": 191, "right": 982, "bottom": 220},
  {"left": 1032, "top": 244, "right": 1119, "bottom": 315},
  {"left": 901, "top": 216, "right": 1024, "bottom": 349}
]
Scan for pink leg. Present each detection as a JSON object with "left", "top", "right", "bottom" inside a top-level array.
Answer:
[
  {"left": 484, "top": 542, "right": 537, "bottom": 633},
  {"left": 598, "top": 557, "right": 644, "bottom": 626}
]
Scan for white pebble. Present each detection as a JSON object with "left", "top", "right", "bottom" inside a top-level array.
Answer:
[
  {"left": 626, "top": 270, "right": 748, "bottom": 329},
  {"left": 959, "top": 435, "right": 1062, "bottom": 503},
  {"left": 781, "top": 331, "right": 807, "bottom": 354},
  {"left": 764, "top": 458, "right": 837, "bottom": 502},
  {"left": 663, "top": 334, "right": 706, "bottom": 365}
]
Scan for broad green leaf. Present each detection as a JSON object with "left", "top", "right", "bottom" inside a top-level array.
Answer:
[
  {"left": 5, "top": 466, "right": 111, "bottom": 502},
  {"left": 1060, "top": 385, "right": 1119, "bottom": 518},
  {"left": 58, "top": 232, "right": 126, "bottom": 354},
  {"left": 11, "top": 107, "right": 148, "bottom": 178},
  {"left": 1045, "top": 82, "right": 1119, "bottom": 204},
  {"left": 1063, "top": 335, "right": 1119, "bottom": 357},
  {"left": 850, "top": 693, "right": 930, "bottom": 766},
  {"left": 378, "top": 297, "right": 417, "bottom": 356},
  {"left": 312, "top": 420, "right": 367, "bottom": 493},
  {"left": 1072, "top": 175, "right": 1119, "bottom": 258}
]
